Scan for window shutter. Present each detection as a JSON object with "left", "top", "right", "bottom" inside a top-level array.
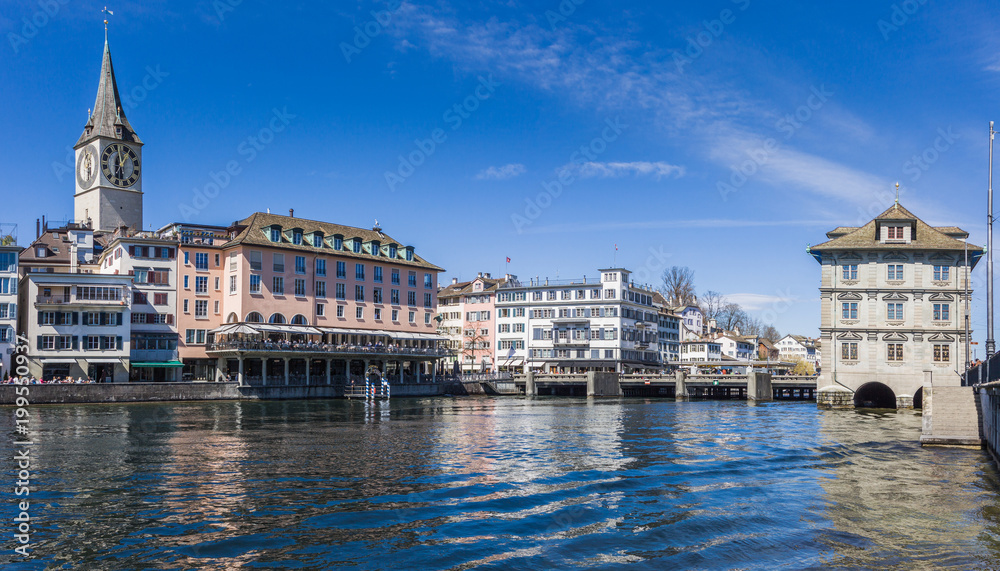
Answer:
[
  {"left": 72, "top": 312, "right": 79, "bottom": 325},
  {"left": 116, "top": 336, "right": 123, "bottom": 350},
  {"left": 36, "top": 336, "right": 43, "bottom": 350},
  {"left": 72, "top": 336, "right": 79, "bottom": 350},
  {"left": 117, "top": 313, "right": 123, "bottom": 326},
  {"left": 129, "top": 246, "right": 135, "bottom": 256},
  {"left": 167, "top": 314, "right": 174, "bottom": 325}
]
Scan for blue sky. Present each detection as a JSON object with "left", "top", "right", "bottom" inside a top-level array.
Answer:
[{"left": 3, "top": 0, "right": 1000, "bottom": 348}]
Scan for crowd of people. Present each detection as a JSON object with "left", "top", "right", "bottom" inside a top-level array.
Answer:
[{"left": 2, "top": 376, "right": 98, "bottom": 384}]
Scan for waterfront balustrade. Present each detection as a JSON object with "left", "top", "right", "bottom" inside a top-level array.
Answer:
[{"left": 207, "top": 340, "right": 453, "bottom": 358}]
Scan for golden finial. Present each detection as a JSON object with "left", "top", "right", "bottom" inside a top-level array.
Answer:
[{"left": 895, "top": 182, "right": 899, "bottom": 204}]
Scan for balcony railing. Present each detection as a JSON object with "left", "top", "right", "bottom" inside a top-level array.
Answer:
[
  {"left": 206, "top": 341, "right": 453, "bottom": 358},
  {"left": 37, "top": 294, "right": 125, "bottom": 305}
]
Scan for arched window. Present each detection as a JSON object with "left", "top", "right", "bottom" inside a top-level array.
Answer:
[
  {"left": 246, "top": 312, "right": 264, "bottom": 323},
  {"left": 226, "top": 312, "right": 239, "bottom": 324},
  {"left": 269, "top": 313, "right": 286, "bottom": 324},
  {"left": 291, "top": 315, "right": 307, "bottom": 325}
]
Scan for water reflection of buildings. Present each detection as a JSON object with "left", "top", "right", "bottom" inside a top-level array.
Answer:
[{"left": 815, "top": 409, "right": 1000, "bottom": 568}]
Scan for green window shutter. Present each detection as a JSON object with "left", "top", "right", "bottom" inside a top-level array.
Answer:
[{"left": 116, "top": 336, "right": 123, "bottom": 350}]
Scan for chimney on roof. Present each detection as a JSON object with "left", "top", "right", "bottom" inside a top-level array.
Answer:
[
  {"left": 289, "top": 209, "right": 294, "bottom": 218},
  {"left": 485, "top": 273, "right": 491, "bottom": 279},
  {"left": 36, "top": 219, "right": 40, "bottom": 240},
  {"left": 452, "top": 278, "right": 458, "bottom": 285},
  {"left": 477, "top": 272, "right": 483, "bottom": 279}
]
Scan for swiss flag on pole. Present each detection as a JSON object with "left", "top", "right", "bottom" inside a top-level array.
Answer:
[{"left": 506, "top": 257, "right": 511, "bottom": 263}]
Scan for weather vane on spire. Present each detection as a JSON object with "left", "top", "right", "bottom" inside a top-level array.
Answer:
[{"left": 102, "top": 6, "right": 114, "bottom": 35}]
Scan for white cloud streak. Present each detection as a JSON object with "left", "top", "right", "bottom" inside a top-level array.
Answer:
[
  {"left": 476, "top": 163, "right": 527, "bottom": 180},
  {"left": 559, "top": 161, "right": 685, "bottom": 180}
]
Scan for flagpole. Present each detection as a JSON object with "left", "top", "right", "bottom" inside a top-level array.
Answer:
[{"left": 988, "top": 121, "right": 996, "bottom": 364}]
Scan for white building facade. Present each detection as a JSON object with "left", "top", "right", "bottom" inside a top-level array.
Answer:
[{"left": 494, "top": 269, "right": 661, "bottom": 373}]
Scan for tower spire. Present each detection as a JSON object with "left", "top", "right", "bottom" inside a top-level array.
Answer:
[{"left": 76, "top": 24, "right": 141, "bottom": 148}]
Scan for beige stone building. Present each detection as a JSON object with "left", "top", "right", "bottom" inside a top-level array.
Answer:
[{"left": 809, "top": 203, "right": 981, "bottom": 408}]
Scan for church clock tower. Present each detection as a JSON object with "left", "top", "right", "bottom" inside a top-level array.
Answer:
[{"left": 74, "top": 36, "right": 144, "bottom": 232}]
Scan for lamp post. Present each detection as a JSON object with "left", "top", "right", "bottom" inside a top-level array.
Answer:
[{"left": 988, "top": 122, "right": 995, "bottom": 364}]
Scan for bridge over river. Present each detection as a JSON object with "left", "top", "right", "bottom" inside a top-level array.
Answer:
[{"left": 475, "top": 371, "right": 817, "bottom": 401}]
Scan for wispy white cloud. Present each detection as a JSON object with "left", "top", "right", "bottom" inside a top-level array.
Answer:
[
  {"left": 476, "top": 163, "right": 526, "bottom": 180},
  {"left": 389, "top": 3, "right": 885, "bottom": 207},
  {"left": 724, "top": 293, "right": 801, "bottom": 311},
  {"left": 521, "top": 218, "right": 836, "bottom": 235},
  {"left": 559, "top": 161, "right": 685, "bottom": 180}
]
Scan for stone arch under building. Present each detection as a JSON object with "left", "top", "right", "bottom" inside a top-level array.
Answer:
[
  {"left": 854, "top": 382, "right": 897, "bottom": 409},
  {"left": 913, "top": 386, "right": 923, "bottom": 409}
]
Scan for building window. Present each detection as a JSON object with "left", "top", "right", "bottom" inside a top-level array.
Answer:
[
  {"left": 424, "top": 293, "right": 432, "bottom": 308},
  {"left": 273, "top": 253, "right": 284, "bottom": 273},
  {"left": 391, "top": 309, "right": 398, "bottom": 321},
  {"left": 353, "top": 240, "right": 362, "bottom": 254},
  {"left": 295, "top": 279, "right": 306, "bottom": 297},
  {"left": 407, "top": 291, "right": 416, "bottom": 306},
  {"left": 183, "top": 299, "right": 189, "bottom": 313},
  {"left": 336, "top": 305, "right": 344, "bottom": 318},
  {"left": 273, "top": 277, "right": 284, "bottom": 295},
  {"left": 183, "top": 275, "right": 189, "bottom": 289},
  {"left": 154, "top": 293, "right": 168, "bottom": 305},
  {"left": 249, "top": 274, "right": 261, "bottom": 294},
  {"left": 249, "top": 250, "right": 262, "bottom": 270},
  {"left": 374, "top": 266, "right": 383, "bottom": 283},
  {"left": 374, "top": 308, "right": 382, "bottom": 320},
  {"left": 933, "top": 303, "right": 950, "bottom": 321},
  {"left": 933, "top": 344, "right": 950, "bottom": 362},
  {"left": 195, "top": 252, "right": 209, "bottom": 270},
  {"left": 317, "top": 303, "right": 325, "bottom": 316},
  {"left": 355, "top": 285, "right": 364, "bottom": 302},
  {"left": 316, "top": 281, "right": 326, "bottom": 298},
  {"left": 356, "top": 263, "right": 365, "bottom": 280},
  {"left": 270, "top": 228, "right": 281, "bottom": 242},
  {"left": 373, "top": 288, "right": 383, "bottom": 304},
  {"left": 887, "top": 264, "right": 903, "bottom": 280},
  {"left": 215, "top": 253, "right": 220, "bottom": 267},
  {"left": 392, "top": 269, "right": 400, "bottom": 285},
  {"left": 195, "top": 300, "right": 208, "bottom": 317},
  {"left": 356, "top": 307, "right": 364, "bottom": 319},
  {"left": 841, "top": 342, "right": 858, "bottom": 361},
  {"left": 214, "top": 276, "right": 221, "bottom": 290},
  {"left": 933, "top": 265, "right": 950, "bottom": 281},
  {"left": 887, "top": 226, "right": 904, "bottom": 240},
  {"left": 316, "top": 259, "right": 326, "bottom": 276},
  {"left": 195, "top": 276, "right": 208, "bottom": 294},
  {"left": 841, "top": 302, "right": 858, "bottom": 320},
  {"left": 334, "top": 236, "right": 343, "bottom": 250},
  {"left": 409, "top": 311, "right": 416, "bottom": 323},
  {"left": 424, "top": 274, "right": 432, "bottom": 288},
  {"left": 408, "top": 272, "right": 417, "bottom": 287},
  {"left": 886, "top": 303, "right": 903, "bottom": 320},
  {"left": 293, "top": 231, "right": 303, "bottom": 245},
  {"left": 214, "top": 300, "right": 220, "bottom": 314},
  {"left": 842, "top": 265, "right": 858, "bottom": 280},
  {"left": 336, "top": 261, "right": 346, "bottom": 279},
  {"left": 295, "top": 256, "right": 306, "bottom": 274},
  {"left": 313, "top": 235, "right": 323, "bottom": 248},
  {"left": 887, "top": 343, "right": 903, "bottom": 362},
  {"left": 229, "top": 275, "right": 237, "bottom": 294},
  {"left": 391, "top": 289, "right": 400, "bottom": 304}
]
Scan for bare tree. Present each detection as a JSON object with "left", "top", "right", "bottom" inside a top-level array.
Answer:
[
  {"left": 759, "top": 325, "right": 781, "bottom": 342},
  {"left": 699, "top": 290, "right": 725, "bottom": 321},
  {"left": 740, "top": 316, "right": 764, "bottom": 336},
  {"left": 716, "top": 303, "right": 747, "bottom": 331},
  {"left": 660, "top": 266, "right": 697, "bottom": 306}
]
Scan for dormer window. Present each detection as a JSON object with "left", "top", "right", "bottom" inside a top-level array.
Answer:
[
  {"left": 353, "top": 239, "right": 362, "bottom": 254},
  {"left": 312, "top": 234, "right": 323, "bottom": 248},
  {"left": 371, "top": 240, "right": 380, "bottom": 256},
  {"left": 388, "top": 244, "right": 397, "bottom": 258},
  {"left": 887, "top": 226, "right": 903, "bottom": 240},
  {"left": 36, "top": 247, "right": 46, "bottom": 258},
  {"left": 115, "top": 126, "right": 122, "bottom": 138},
  {"left": 292, "top": 230, "right": 303, "bottom": 245},
  {"left": 270, "top": 228, "right": 281, "bottom": 243},
  {"left": 405, "top": 246, "right": 414, "bottom": 261}
]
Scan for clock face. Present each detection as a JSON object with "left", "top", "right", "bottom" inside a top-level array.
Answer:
[
  {"left": 76, "top": 146, "right": 97, "bottom": 189},
  {"left": 101, "top": 143, "right": 140, "bottom": 188}
]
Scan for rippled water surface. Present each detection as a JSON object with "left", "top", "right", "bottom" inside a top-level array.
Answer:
[{"left": 2, "top": 397, "right": 1000, "bottom": 570}]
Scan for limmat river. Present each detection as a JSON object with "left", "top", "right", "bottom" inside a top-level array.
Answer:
[{"left": 2, "top": 397, "right": 999, "bottom": 570}]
